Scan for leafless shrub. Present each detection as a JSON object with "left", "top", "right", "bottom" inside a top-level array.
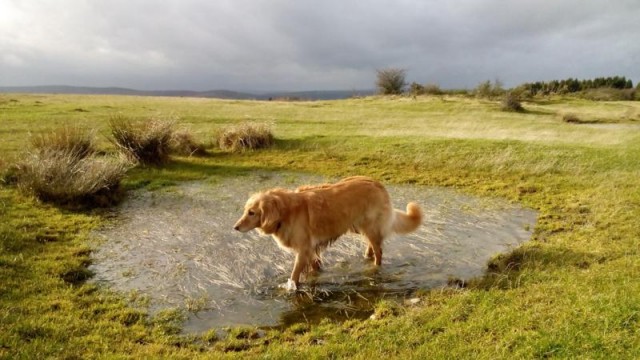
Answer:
[
  {"left": 501, "top": 93, "right": 525, "bottom": 112},
  {"left": 475, "top": 79, "right": 506, "bottom": 99},
  {"left": 376, "top": 68, "right": 407, "bottom": 95}
]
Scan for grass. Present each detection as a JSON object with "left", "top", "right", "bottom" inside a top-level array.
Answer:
[{"left": 0, "top": 93, "right": 639, "bottom": 358}]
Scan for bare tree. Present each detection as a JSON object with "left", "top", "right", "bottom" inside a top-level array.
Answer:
[{"left": 376, "top": 68, "right": 407, "bottom": 95}]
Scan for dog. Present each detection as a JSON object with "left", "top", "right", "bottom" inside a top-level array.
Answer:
[{"left": 233, "top": 176, "right": 422, "bottom": 290}]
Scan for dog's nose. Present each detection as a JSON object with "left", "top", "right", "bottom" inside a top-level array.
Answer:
[{"left": 234, "top": 225, "right": 240, "bottom": 231}]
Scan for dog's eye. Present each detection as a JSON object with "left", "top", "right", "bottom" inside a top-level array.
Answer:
[{"left": 248, "top": 210, "right": 255, "bottom": 216}]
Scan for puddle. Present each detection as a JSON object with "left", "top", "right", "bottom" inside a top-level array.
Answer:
[{"left": 90, "top": 172, "right": 537, "bottom": 332}]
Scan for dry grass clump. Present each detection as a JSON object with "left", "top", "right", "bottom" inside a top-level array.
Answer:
[
  {"left": 169, "top": 129, "right": 207, "bottom": 156},
  {"left": 13, "top": 126, "right": 133, "bottom": 206},
  {"left": 109, "top": 116, "right": 175, "bottom": 165},
  {"left": 30, "top": 125, "right": 97, "bottom": 160},
  {"left": 215, "top": 122, "right": 274, "bottom": 152},
  {"left": 15, "top": 149, "right": 133, "bottom": 206}
]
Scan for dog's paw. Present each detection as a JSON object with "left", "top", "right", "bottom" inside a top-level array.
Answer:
[{"left": 279, "top": 278, "right": 298, "bottom": 292}]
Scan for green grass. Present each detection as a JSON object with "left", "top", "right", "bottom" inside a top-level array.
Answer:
[{"left": 1, "top": 93, "right": 639, "bottom": 358}]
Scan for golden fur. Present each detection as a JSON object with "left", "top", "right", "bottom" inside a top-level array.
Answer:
[{"left": 233, "top": 176, "right": 423, "bottom": 287}]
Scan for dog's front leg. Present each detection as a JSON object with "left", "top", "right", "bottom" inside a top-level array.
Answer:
[
  {"left": 288, "top": 252, "right": 309, "bottom": 290},
  {"left": 364, "top": 244, "right": 374, "bottom": 259}
]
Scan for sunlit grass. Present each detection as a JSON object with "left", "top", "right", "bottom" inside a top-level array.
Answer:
[{"left": 0, "top": 93, "right": 639, "bottom": 358}]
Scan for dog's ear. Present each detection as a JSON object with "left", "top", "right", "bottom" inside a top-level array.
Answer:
[{"left": 259, "top": 195, "right": 281, "bottom": 234}]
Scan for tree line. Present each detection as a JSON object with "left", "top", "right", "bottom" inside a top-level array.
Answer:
[
  {"left": 375, "top": 68, "right": 637, "bottom": 101},
  {"left": 518, "top": 76, "right": 634, "bottom": 96}
]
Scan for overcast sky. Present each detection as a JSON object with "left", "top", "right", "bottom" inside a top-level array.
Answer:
[{"left": 1, "top": 0, "right": 639, "bottom": 92}]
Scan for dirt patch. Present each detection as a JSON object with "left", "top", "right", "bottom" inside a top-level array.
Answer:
[{"left": 90, "top": 172, "right": 537, "bottom": 331}]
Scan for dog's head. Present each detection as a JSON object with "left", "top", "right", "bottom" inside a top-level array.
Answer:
[{"left": 233, "top": 192, "right": 282, "bottom": 234}]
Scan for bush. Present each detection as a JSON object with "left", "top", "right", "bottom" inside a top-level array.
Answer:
[
  {"left": 475, "top": 80, "right": 492, "bottom": 98},
  {"left": 14, "top": 141, "right": 133, "bottom": 206},
  {"left": 409, "top": 82, "right": 443, "bottom": 96},
  {"left": 169, "top": 129, "right": 207, "bottom": 156},
  {"left": 409, "top": 82, "right": 424, "bottom": 96},
  {"left": 475, "top": 79, "right": 505, "bottom": 99},
  {"left": 501, "top": 93, "right": 525, "bottom": 112},
  {"left": 376, "top": 68, "right": 407, "bottom": 95},
  {"left": 110, "top": 116, "right": 175, "bottom": 165},
  {"left": 423, "top": 83, "right": 444, "bottom": 95},
  {"left": 215, "top": 122, "right": 274, "bottom": 152}
]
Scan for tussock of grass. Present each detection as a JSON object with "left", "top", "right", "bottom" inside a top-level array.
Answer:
[
  {"left": 110, "top": 115, "right": 175, "bottom": 165},
  {"left": 169, "top": 129, "right": 207, "bottom": 156},
  {"left": 215, "top": 122, "right": 274, "bottom": 152},
  {"left": 14, "top": 149, "right": 133, "bottom": 206},
  {"left": 30, "top": 125, "right": 96, "bottom": 160},
  {"left": 12, "top": 126, "right": 133, "bottom": 206}
]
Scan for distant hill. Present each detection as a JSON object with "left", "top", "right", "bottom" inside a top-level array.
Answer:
[{"left": 0, "top": 85, "right": 374, "bottom": 101}]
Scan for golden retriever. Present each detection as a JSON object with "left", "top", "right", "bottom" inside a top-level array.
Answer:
[{"left": 233, "top": 176, "right": 422, "bottom": 290}]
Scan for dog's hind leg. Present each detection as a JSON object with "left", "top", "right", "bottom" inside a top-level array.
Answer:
[{"left": 364, "top": 231, "right": 383, "bottom": 266}]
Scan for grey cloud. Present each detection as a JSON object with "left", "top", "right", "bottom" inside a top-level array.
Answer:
[{"left": 1, "top": 0, "right": 639, "bottom": 91}]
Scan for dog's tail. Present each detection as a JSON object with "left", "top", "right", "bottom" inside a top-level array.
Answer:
[{"left": 392, "top": 202, "right": 423, "bottom": 234}]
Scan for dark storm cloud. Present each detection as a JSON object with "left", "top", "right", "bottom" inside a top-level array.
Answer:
[{"left": 1, "top": 0, "right": 639, "bottom": 91}]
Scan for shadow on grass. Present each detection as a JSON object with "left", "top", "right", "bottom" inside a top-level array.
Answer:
[
  {"left": 470, "top": 243, "right": 605, "bottom": 290},
  {"left": 123, "top": 158, "right": 280, "bottom": 192},
  {"left": 271, "top": 243, "right": 600, "bottom": 327},
  {"left": 274, "top": 136, "right": 343, "bottom": 150},
  {"left": 521, "top": 108, "right": 556, "bottom": 116}
]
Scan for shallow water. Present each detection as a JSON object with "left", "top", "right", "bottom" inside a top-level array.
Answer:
[{"left": 90, "top": 172, "right": 536, "bottom": 332}]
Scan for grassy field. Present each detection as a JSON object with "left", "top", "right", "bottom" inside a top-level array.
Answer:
[{"left": 1, "top": 93, "right": 639, "bottom": 358}]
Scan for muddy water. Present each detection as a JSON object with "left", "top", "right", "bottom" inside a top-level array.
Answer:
[{"left": 90, "top": 172, "right": 537, "bottom": 332}]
